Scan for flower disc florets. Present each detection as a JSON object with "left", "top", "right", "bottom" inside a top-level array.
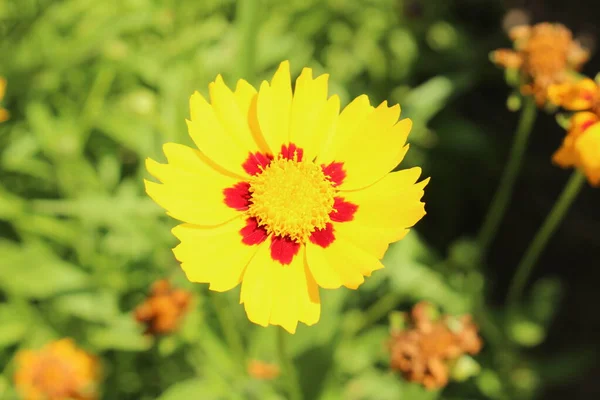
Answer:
[{"left": 248, "top": 154, "right": 335, "bottom": 243}]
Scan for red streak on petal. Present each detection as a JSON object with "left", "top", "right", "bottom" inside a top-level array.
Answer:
[
  {"left": 240, "top": 218, "right": 269, "bottom": 246},
  {"left": 329, "top": 197, "right": 358, "bottom": 222},
  {"left": 223, "top": 182, "right": 252, "bottom": 211},
  {"left": 243, "top": 152, "right": 273, "bottom": 176},
  {"left": 581, "top": 91, "right": 595, "bottom": 101},
  {"left": 270, "top": 235, "right": 301, "bottom": 265},
  {"left": 309, "top": 223, "right": 335, "bottom": 248},
  {"left": 581, "top": 119, "right": 596, "bottom": 132},
  {"left": 321, "top": 162, "right": 346, "bottom": 187},
  {"left": 281, "top": 143, "right": 304, "bottom": 162}
]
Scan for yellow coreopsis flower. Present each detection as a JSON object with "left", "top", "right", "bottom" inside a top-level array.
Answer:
[
  {"left": 14, "top": 339, "right": 99, "bottom": 400},
  {"left": 145, "top": 61, "right": 428, "bottom": 333},
  {"left": 0, "top": 78, "right": 9, "bottom": 123},
  {"left": 549, "top": 78, "right": 600, "bottom": 186}
]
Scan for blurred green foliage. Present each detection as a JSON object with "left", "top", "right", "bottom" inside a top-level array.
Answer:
[{"left": 0, "top": 0, "right": 593, "bottom": 399}]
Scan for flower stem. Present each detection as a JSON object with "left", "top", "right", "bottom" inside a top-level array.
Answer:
[
  {"left": 210, "top": 293, "right": 245, "bottom": 366},
  {"left": 235, "top": 0, "right": 260, "bottom": 81},
  {"left": 276, "top": 328, "right": 303, "bottom": 400},
  {"left": 478, "top": 96, "right": 537, "bottom": 257},
  {"left": 350, "top": 292, "right": 403, "bottom": 336},
  {"left": 506, "top": 170, "right": 586, "bottom": 309}
]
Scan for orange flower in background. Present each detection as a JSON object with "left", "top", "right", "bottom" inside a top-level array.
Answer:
[
  {"left": 491, "top": 23, "right": 590, "bottom": 106},
  {"left": 247, "top": 360, "right": 280, "bottom": 380},
  {"left": 389, "top": 302, "right": 483, "bottom": 390},
  {"left": 145, "top": 60, "right": 428, "bottom": 333},
  {"left": 549, "top": 78, "right": 600, "bottom": 186},
  {"left": 0, "top": 77, "right": 9, "bottom": 123},
  {"left": 14, "top": 339, "right": 99, "bottom": 400},
  {"left": 134, "top": 279, "right": 192, "bottom": 335}
]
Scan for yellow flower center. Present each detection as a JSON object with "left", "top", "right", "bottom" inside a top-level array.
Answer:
[{"left": 248, "top": 156, "right": 335, "bottom": 243}]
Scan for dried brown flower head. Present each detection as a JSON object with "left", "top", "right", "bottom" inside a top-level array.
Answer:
[
  {"left": 134, "top": 279, "right": 192, "bottom": 335},
  {"left": 389, "top": 302, "right": 483, "bottom": 390},
  {"left": 14, "top": 339, "right": 99, "bottom": 400},
  {"left": 491, "top": 23, "right": 590, "bottom": 106},
  {"left": 247, "top": 360, "right": 280, "bottom": 380}
]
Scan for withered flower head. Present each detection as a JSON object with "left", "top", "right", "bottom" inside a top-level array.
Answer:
[
  {"left": 134, "top": 279, "right": 192, "bottom": 335},
  {"left": 14, "top": 339, "right": 99, "bottom": 400},
  {"left": 247, "top": 360, "right": 280, "bottom": 380},
  {"left": 491, "top": 23, "right": 590, "bottom": 106},
  {"left": 389, "top": 302, "right": 483, "bottom": 390}
]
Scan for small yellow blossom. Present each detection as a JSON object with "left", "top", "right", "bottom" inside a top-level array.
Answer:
[
  {"left": 144, "top": 61, "right": 428, "bottom": 333},
  {"left": 0, "top": 78, "right": 9, "bottom": 123},
  {"left": 14, "top": 339, "right": 99, "bottom": 400},
  {"left": 549, "top": 78, "right": 600, "bottom": 185},
  {"left": 389, "top": 302, "right": 482, "bottom": 390},
  {"left": 491, "top": 23, "right": 589, "bottom": 106}
]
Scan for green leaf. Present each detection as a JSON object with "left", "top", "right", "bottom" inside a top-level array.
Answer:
[
  {"left": 0, "top": 304, "right": 30, "bottom": 349},
  {"left": 87, "top": 315, "right": 152, "bottom": 351},
  {"left": 157, "top": 378, "right": 236, "bottom": 400},
  {"left": 51, "top": 291, "right": 120, "bottom": 323},
  {"left": 382, "top": 233, "right": 469, "bottom": 313},
  {"left": 403, "top": 76, "right": 454, "bottom": 123},
  {"left": 0, "top": 241, "right": 91, "bottom": 299}
]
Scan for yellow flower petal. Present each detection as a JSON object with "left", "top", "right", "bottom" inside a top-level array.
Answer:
[
  {"left": 188, "top": 91, "right": 250, "bottom": 177},
  {"left": 552, "top": 136, "right": 578, "bottom": 168},
  {"left": 289, "top": 68, "right": 339, "bottom": 160},
  {"left": 574, "top": 123, "right": 600, "bottom": 186},
  {"left": 240, "top": 243, "right": 320, "bottom": 333},
  {"left": 333, "top": 221, "right": 408, "bottom": 259},
  {"left": 257, "top": 61, "right": 293, "bottom": 154},
  {"left": 172, "top": 218, "right": 258, "bottom": 292},
  {"left": 318, "top": 94, "right": 372, "bottom": 162},
  {"left": 343, "top": 167, "right": 428, "bottom": 234},
  {"left": 234, "top": 79, "right": 270, "bottom": 152},
  {"left": 209, "top": 76, "right": 266, "bottom": 154},
  {"left": 305, "top": 236, "right": 384, "bottom": 290},
  {"left": 145, "top": 144, "right": 240, "bottom": 226},
  {"left": 319, "top": 99, "right": 411, "bottom": 190},
  {"left": 548, "top": 78, "right": 598, "bottom": 110}
]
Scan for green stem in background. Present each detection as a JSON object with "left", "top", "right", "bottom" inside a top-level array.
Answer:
[
  {"left": 210, "top": 293, "right": 245, "bottom": 366},
  {"left": 478, "top": 96, "right": 538, "bottom": 257},
  {"left": 276, "top": 328, "right": 303, "bottom": 400},
  {"left": 349, "top": 292, "right": 403, "bottom": 336},
  {"left": 506, "top": 170, "right": 586, "bottom": 309},
  {"left": 235, "top": 0, "right": 260, "bottom": 81}
]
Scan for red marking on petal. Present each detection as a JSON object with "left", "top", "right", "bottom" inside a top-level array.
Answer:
[
  {"left": 581, "top": 119, "right": 596, "bottom": 132},
  {"left": 240, "top": 218, "right": 269, "bottom": 246},
  {"left": 270, "top": 235, "right": 301, "bottom": 265},
  {"left": 329, "top": 197, "right": 358, "bottom": 222},
  {"left": 243, "top": 152, "right": 273, "bottom": 176},
  {"left": 321, "top": 162, "right": 346, "bottom": 187},
  {"left": 582, "top": 91, "right": 595, "bottom": 101},
  {"left": 223, "top": 182, "right": 252, "bottom": 211},
  {"left": 310, "top": 223, "right": 335, "bottom": 248},
  {"left": 281, "top": 143, "right": 304, "bottom": 162}
]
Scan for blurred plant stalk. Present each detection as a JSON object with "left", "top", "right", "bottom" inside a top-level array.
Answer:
[
  {"left": 478, "top": 96, "right": 537, "bottom": 257},
  {"left": 276, "top": 328, "right": 303, "bottom": 400},
  {"left": 235, "top": 0, "right": 260, "bottom": 81},
  {"left": 506, "top": 170, "right": 586, "bottom": 310}
]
